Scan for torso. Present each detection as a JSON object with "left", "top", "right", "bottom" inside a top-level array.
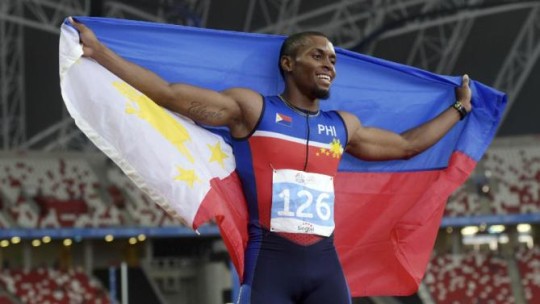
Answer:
[{"left": 232, "top": 95, "right": 348, "bottom": 245}]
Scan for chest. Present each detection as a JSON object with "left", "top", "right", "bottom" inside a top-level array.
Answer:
[{"left": 250, "top": 101, "right": 347, "bottom": 174}]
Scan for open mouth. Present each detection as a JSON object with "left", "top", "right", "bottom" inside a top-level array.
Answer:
[{"left": 317, "top": 74, "right": 332, "bottom": 84}]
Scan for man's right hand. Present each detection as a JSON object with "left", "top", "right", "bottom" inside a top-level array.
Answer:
[{"left": 68, "top": 17, "right": 103, "bottom": 58}]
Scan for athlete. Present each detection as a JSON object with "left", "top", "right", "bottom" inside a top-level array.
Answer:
[{"left": 70, "top": 18, "right": 471, "bottom": 304}]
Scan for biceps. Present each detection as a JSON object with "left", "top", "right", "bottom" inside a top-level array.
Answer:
[
  {"left": 167, "top": 84, "right": 241, "bottom": 126},
  {"left": 347, "top": 127, "right": 411, "bottom": 161}
]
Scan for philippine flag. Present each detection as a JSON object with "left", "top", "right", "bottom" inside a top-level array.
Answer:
[
  {"left": 275, "top": 113, "right": 292, "bottom": 126},
  {"left": 59, "top": 17, "right": 506, "bottom": 296}
]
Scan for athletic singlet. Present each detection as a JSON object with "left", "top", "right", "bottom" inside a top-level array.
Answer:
[
  {"left": 231, "top": 95, "right": 348, "bottom": 245},
  {"left": 232, "top": 96, "right": 351, "bottom": 304}
]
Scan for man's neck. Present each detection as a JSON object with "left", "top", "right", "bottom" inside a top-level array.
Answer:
[{"left": 280, "top": 89, "right": 320, "bottom": 113}]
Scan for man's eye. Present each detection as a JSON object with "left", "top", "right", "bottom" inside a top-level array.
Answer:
[{"left": 313, "top": 54, "right": 322, "bottom": 60}]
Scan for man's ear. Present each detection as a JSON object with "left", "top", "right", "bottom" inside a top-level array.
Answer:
[{"left": 280, "top": 55, "right": 293, "bottom": 73}]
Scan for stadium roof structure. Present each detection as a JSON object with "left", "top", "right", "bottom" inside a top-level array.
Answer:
[{"left": 1, "top": 0, "right": 539, "bottom": 152}]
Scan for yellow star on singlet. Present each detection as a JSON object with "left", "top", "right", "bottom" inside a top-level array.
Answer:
[
  {"left": 316, "top": 138, "right": 343, "bottom": 158},
  {"left": 208, "top": 141, "right": 228, "bottom": 168},
  {"left": 328, "top": 138, "right": 343, "bottom": 158},
  {"left": 174, "top": 166, "right": 200, "bottom": 188}
]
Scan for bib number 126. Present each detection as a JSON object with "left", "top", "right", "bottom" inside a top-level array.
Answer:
[
  {"left": 271, "top": 169, "right": 335, "bottom": 236},
  {"left": 277, "top": 188, "right": 332, "bottom": 221}
]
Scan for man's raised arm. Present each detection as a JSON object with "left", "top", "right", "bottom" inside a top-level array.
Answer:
[
  {"left": 69, "top": 17, "right": 261, "bottom": 136},
  {"left": 341, "top": 75, "right": 472, "bottom": 161}
]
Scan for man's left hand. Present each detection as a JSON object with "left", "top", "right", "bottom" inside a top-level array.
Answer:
[{"left": 456, "top": 74, "right": 472, "bottom": 112}]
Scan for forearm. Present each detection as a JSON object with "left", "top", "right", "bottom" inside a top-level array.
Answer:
[
  {"left": 401, "top": 105, "right": 462, "bottom": 157},
  {"left": 402, "top": 75, "right": 472, "bottom": 157}
]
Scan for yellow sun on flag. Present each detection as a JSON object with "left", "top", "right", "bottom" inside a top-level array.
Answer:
[
  {"left": 174, "top": 165, "right": 200, "bottom": 188},
  {"left": 208, "top": 141, "right": 228, "bottom": 168},
  {"left": 113, "top": 81, "right": 195, "bottom": 163}
]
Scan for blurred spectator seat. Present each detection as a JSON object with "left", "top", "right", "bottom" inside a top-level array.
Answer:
[
  {"left": 424, "top": 252, "right": 514, "bottom": 303},
  {"left": 107, "top": 167, "right": 177, "bottom": 227},
  {"left": 0, "top": 267, "right": 110, "bottom": 304},
  {"left": 0, "top": 155, "right": 122, "bottom": 228},
  {"left": 516, "top": 246, "right": 540, "bottom": 302},
  {"left": 446, "top": 137, "right": 540, "bottom": 216}
]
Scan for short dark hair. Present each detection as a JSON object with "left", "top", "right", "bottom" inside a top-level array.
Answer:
[{"left": 278, "top": 31, "right": 329, "bottom": 77}]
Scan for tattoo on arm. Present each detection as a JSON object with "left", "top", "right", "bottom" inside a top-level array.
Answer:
[{"left": 188, "top": 101, "right": 224, "bottom": 122}]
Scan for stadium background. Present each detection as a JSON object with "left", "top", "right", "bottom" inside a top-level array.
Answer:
[{"left": 1, "top": 0, "right": 539, "bottom": 303}]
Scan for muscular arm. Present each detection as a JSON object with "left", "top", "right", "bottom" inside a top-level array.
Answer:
[
  {"left": 69, "top": 18, "right": 261, "bottom": 137},
  {"left": 342, "top": 75, "right": 472, "bottom": 161}
]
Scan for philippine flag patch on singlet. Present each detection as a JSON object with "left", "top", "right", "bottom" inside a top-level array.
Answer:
[{"left": 275, "top": 113, "right": 292, "bottom": 126}]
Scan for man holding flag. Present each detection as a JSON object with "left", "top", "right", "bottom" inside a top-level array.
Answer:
[{"left": 69, "top": 18, "right": 472, "bottom": 303}]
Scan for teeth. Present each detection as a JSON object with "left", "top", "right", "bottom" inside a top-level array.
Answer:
[{"left": 317, "top": 75, "right": 331, "bottom": 81}]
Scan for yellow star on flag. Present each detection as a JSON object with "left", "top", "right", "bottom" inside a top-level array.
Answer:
[
  {"left": 208, "top": 141, "right": 228, "bottom": 168},
  {"left": 174, "top": 165, "right": 200, "bottom": 188}
]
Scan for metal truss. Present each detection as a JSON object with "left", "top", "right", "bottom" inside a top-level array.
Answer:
[
  {"left": 3, "top": 0, "right": 540, "bottom": 151},
  {"left": 0, "top": 0, "right": 90, "bottom": 35},
  {"left": 374, "top": 0, "right": 539, "bottom": 77},
  {"left": 0, "top": 0, "right": 25, "bottom": 150},
  {"left": 493, "top": 5, "right": 540, "bottom": 123},
  {"left": 104, "top": 0, "right": 211, "bottom": 27},
  {"left": 38, "top": 0, "right": 211, "bottom": 151},
  {"left": 161, "top": 0, "right": 211, "bottom": 27},
  {"left": 240, "top": 0, "right": 481, "bottom": 76},
  {"left": 244, "top": 0, "right": 444, "bottom": 48},
  {"left": 5, "top": 0, "right": 210, "bottom": 152},
  {"left": 244, "top": 0, "right": 380, "bottom": 47},
  {"left": 404, "top": 0, "right": 480, "bottom": 74},
  {"left": 104, "top": 1, "right": 167, "bottom": 22},
  {"left": 0, "top": 0, "right": 90, "bottom": 150},
  {"left": 244, "top": 0, "right": 540, "bottom": 125},
  {"left": 244, "top": 0, "right": 533, "bottom": 69}
]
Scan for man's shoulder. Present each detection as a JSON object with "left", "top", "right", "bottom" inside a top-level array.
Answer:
[
  {"left": 222, "top": 87, "right": 264, "bottom": 112},
  {"left": 222, "top": 87, "right": 262, "bottom": 101}
]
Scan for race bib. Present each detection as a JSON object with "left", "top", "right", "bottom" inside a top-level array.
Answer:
[{"left": 270, "top": 169, "right": 335, "bottom": 236}]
